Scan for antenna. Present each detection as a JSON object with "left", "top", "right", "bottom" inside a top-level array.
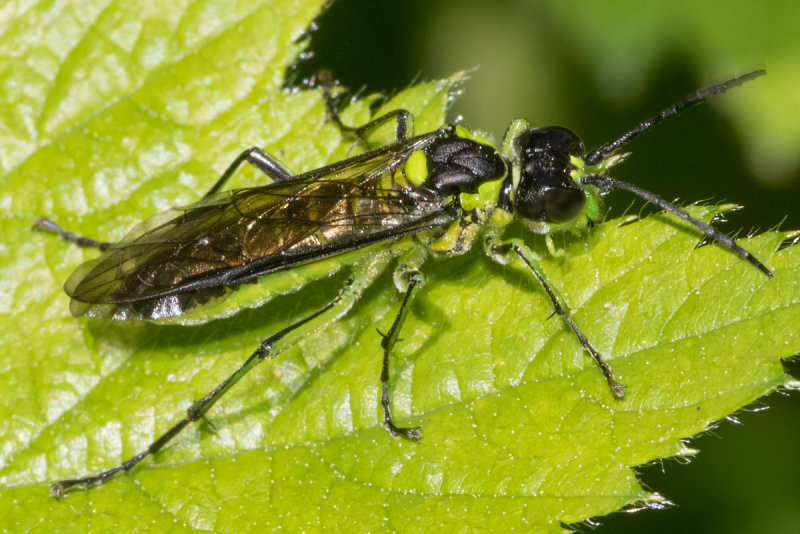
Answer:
[
  {"left": 582, "top": 175, "right": 773, "bottom": 277},
  {"left": 584, "top": 70, "right": 766, "bottom": 165}
]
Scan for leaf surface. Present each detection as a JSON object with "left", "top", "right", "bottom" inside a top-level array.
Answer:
[{"left": 1, "top": 2, "right": 799, "bottom": 532}]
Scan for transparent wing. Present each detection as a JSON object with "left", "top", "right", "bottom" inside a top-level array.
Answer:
[{"left": 66, "top": 136, "right": 455, "bottom": 319}]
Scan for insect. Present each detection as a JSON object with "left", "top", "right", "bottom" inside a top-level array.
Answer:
[{"left": 39, "top": 70, "right": 770, "bottom": 498}]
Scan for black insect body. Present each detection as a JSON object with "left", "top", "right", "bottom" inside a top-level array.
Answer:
[{"left": 37, "top": 70, "right": 769, "bottom": 498}]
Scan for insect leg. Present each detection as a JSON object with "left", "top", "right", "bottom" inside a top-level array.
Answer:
[
  {"left": 317, "top": 71, "right": 413, "bottom": 146},
  {"left": 36, "top": 149, "right": 294, "bottom": 246},
  {"left": 379, "top": 270, "right": 425, "bottom": 440},
  {"left": 32, "top": 217, "right": 112, "bottom": 251},
  {"left": 50, "top": 250, "right": 394, "bottom": 498},
  {"left": 49, "top": 299, "right": 338, "bottom": 498},
  {"left": 209, "top": 81, "right": 416, "bottom": 200},
  {"left": 353, "top": 109, "right": 414, "bottom": 144},
  {"left": 329, "top": 104, "right": 413, "bottom": 147},
  {"left": 203, "top": 147, "right": 294, "bottom": 198},
  {"left": 35, "top": 145, "right": 294, "bottom": 247},
  {"left": 488, "top": 237, "right": 625, "bottom": 399}
]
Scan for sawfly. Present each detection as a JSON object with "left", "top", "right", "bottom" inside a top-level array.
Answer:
[{"left": 39, "top": 70, "right": 770, "bottom": 498}]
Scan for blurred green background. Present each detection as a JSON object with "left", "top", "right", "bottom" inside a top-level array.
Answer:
[{"left": 297, "top": 1, "right": 800, "bottom": 532}]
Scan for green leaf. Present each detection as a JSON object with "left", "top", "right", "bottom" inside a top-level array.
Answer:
[{"left": 1, "top": 1, "right": 799, "bottom": 533}]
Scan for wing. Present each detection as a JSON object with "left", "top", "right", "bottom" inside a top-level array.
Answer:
[{"left": 66, "top": 135, "right": 456, "bottom": 320}]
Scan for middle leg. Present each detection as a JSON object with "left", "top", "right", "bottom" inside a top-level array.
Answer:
[{"left": 379, "top": 270, "right": 425, "bottom": 440}]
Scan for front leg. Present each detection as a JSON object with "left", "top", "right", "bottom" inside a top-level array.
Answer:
[{"left": 486, "top": 236, "right": 625, "bottom": 398}]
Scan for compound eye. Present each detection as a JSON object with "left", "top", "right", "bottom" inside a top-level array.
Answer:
[{"left": 542, "top": 186, "right": 585, "bottom": 223}]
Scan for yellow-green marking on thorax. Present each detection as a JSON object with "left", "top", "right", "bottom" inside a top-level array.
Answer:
[{"left": 405, "top": 149, "right": 428, "bottom": 185}]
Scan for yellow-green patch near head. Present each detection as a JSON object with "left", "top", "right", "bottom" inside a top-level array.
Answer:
[
  {"left": 455, "top": 124, "right": 495, "bottom": 147},
  {"left": 405, "top": 150, "right": 428, "bottom": 185},
  {"left": 459, "top": 177, "right": 505, "bottom": 211}
]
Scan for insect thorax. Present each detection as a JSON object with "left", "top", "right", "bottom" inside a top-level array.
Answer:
[{"left": 397, "top": 126, "right": 510, "bottom": 256}]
